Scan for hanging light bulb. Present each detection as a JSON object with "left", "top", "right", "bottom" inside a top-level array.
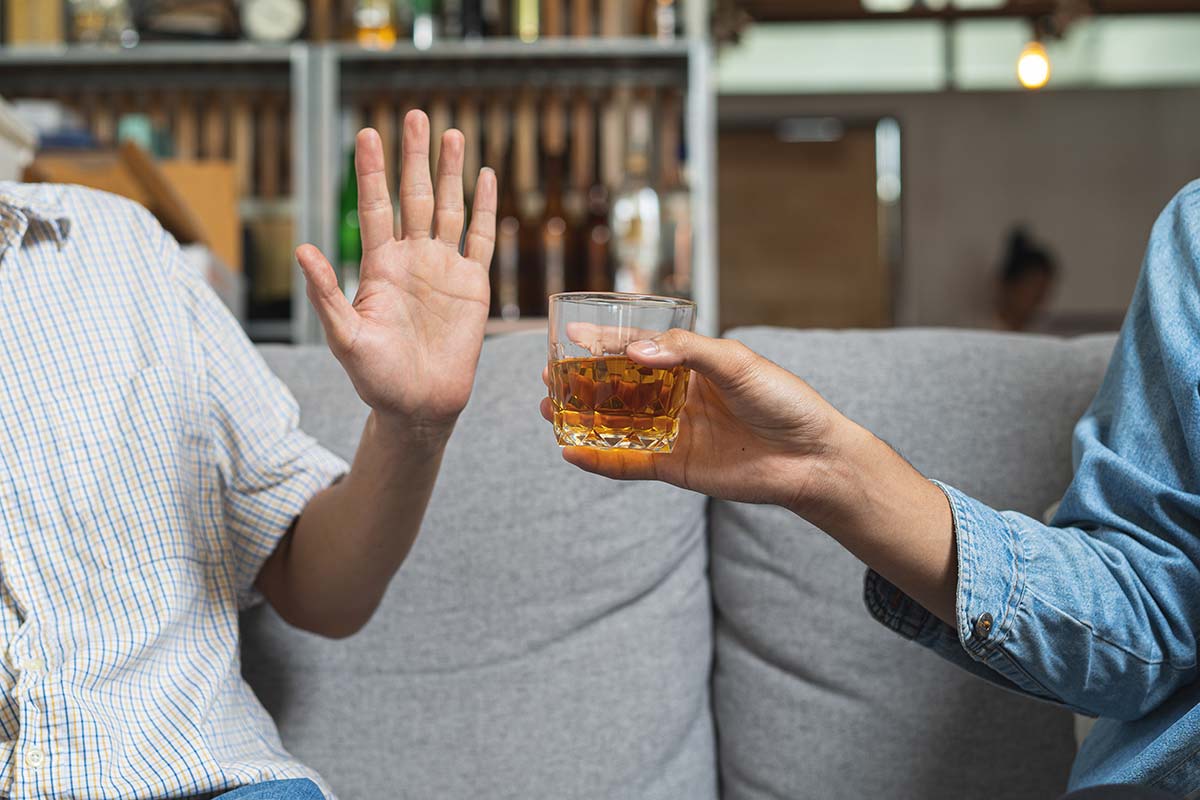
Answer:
[{"left": 1017, "top": 40, "right": 1051, "bottom": 90}]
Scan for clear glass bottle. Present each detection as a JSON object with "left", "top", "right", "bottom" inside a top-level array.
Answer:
[{"left": 610, "top": 100, "right": 661, "bottom": 295}]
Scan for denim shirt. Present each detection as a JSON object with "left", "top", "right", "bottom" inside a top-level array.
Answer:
[{"left": 866, "top": 179, "right": 1200, "bottom": 796}]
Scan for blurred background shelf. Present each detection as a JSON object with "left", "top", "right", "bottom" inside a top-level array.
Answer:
[
  {"left": 0, "top": 42, "right": 295, "bottom": 63},
  {"left": 1, "top": 1, "right": 716, "bottom": 344},
  {"left": 334, "top": 37, "right": 691, "bottom": 58}
]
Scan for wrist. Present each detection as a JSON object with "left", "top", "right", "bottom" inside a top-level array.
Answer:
[
  {"left": 785, "top": 413, "right": 878, "bottom": 527},
  {"left": 367, "top": 410, "right": 455, "bottom": 454}
]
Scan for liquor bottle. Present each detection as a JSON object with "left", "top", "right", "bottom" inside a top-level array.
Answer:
[
  {"left": 462, "top": 0, "right": 483, "bottom": 38},
  {"left": 310, "top": 0, "right": 335, "bottom": 40},
  {"left": 412, "top": 0, "right": 436, "bottom": 48},
  {"left": 202, "top": 94, "right": 225, "bottom": 160},
  {"left": 570, "top": 0, "right": 591, "bottom": 36},
  {"left": 584, "top": 188, "right": 613, "bottom": 292},
  {"left": 353, "top": 0, "right": 397, "bottom": 48},
  {"left": 482, "top": 0, "right": 506, "bottom": 36},
  {"left": 542, "top": 0, "right": 562, "bottom": 37},
  {"left": 173, "top": 93, "right": 198, "bottom": 159},
  {"left": 598, "top": 0, "right": 622, "bottom": 36},
  {"left": 513, "top": 0, "right": 538, "bottom": 42},
  {"left": 657, "top": 90, "right": 691, "bottom": 296},
  {"left": 609, "top": 94, "right": 660, "bottom": 294},
  {"left": 488, "top": 99, "right": 520, "bottom": 320},
  {"left": 540, "top": 94, "right": 568, "bottom": 301},
  {"left": 370, "top": 99, "right": 397, "bottom": 201},
  {"left": 231, "top": 94, "right": 255, "bottom": 197},
  {"left": 564, "top": 93, "right": 593, "bottom": 291},
  {"left": 654, "top": 0, "right": 675, "bottom": 40},
  {"left": 338, "top": 147, "right": 363, "bottom": 302},
  {"left": 442, "top": 0, "right": 462, "bottom": 39},
  {"left": 429, "top": 94, "right": 452, "bottom": 177},
  {"left": 513, "top": 91, "right": 546, "bottom": 314},
  {"left": 458, "top": 94, "right": 481, "bottom": 198},
  {"left": 586, "top": 89, "right": 625, "bottom": 292}
]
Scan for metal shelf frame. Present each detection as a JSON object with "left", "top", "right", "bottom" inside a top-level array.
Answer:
[
  {"left": 296, "top": 35, "right": 719, "bottom": 342},
  {"left": 2, "top": 11, "right": 718, "bottom": 341}
]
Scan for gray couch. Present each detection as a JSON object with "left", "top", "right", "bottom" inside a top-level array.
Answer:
[{"left": 242, "top": 327, "right": 1118, "bottom": 800}]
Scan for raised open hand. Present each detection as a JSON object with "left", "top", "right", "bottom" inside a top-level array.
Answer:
[{"left": 296, "top": 110, "right": 497, "bottom": 437}]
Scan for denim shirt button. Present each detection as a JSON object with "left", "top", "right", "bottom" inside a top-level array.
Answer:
[{"left": 973, "top": 613, "right": 994, "bottom": 639}]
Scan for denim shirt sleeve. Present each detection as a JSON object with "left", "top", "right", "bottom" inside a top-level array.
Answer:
[{"left": 865, "top": 180, "right": 1200, "bottom": 721}]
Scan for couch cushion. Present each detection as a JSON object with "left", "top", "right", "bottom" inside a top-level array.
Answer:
[
  {"left": 243, "top": 332, "right": 715, "bottom": 799},
  {"left": 711, "top": 327, "right": 1116, "bottom": 800}
]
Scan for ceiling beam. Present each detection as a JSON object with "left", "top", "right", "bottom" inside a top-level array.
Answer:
[{"left": 739, "top": 0, "right": 1200, "bottom": 23}]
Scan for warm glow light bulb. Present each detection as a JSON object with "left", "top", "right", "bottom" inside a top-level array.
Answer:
[{"left": 1017, "top": 41, "right": 1051, "bottom": 90}]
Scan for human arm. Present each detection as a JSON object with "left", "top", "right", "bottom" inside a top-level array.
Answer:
[
  {"left": 254, "top": 111, "right": 497, "bottom": 638},
  {"left": 547, "top": 181, "right": 1200, "bottom": 718}
]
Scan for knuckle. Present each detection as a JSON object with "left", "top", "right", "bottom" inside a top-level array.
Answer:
[
  {"left": 359, "top": 197, "right": 391, "bottom": 213},
  {"left": 660, "top": 328, "right": 689, "bottom": 349},
  {"left": 401, "top": 184, "right": 434, "bottom": 200},
  {"left": 725, "top": 342, "right": 761, "bottom": 382}
]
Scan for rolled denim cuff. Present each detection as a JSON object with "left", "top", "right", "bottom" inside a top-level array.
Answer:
[
  {"left": 937, "top": 480, "right": 1027, "bottom": 658},
  {"left": 861, "top": 479, "right": 1023, "bottom": 656},
  {"left": 864, "top": 481, "right": 1066, "bottom": 706}
]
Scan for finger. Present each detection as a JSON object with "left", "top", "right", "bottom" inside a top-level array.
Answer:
[
  {"left": 400, "top": 110, "right": 435, "bottom": 239},
  {"left": 541, "top": 364, "right": 549, "bottom": 387},
  {"left": 564, "top": 321, "right": 660, "bottom": 356},
  {"left": 539, "top": 396, "right": 553, "bottom": 422},
  {"left": 295, "top": 244, "right": 359, "bottom": 350},
  {"left": 433, "top": 129, "right": 466, "bottom": 247},
  {"left": 354, "top": 129, "right": 395, "bottom": 252},
  {"left": 464, "top": 167, "right": 497, "bottom": 267},
  {"left": 626, "top": 330, "right": 760, "bottom": 391},
  {"left": 562, "top": 447, "right": 660, "bottom": 482}
]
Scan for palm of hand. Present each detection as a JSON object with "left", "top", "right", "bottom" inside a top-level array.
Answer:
[
  {"left": 346, "top": 237, "right": 490, "bottom": 424},
  {"left": 296, "top": 113, "right": 497, "bottom": 434}
]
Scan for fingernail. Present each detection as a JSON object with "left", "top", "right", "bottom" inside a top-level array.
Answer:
[{"left": 629, "top": 339, "right": 659, "bottom": 356}]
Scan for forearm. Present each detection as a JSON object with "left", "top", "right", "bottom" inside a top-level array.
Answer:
[
  {"left": 794, "top": 416, "right": 957, "bottom": 626},
  {"left": 258, "top": 411, "right": 449, "bottom": 638}
]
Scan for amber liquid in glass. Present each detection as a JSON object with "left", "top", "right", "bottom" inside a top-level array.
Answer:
[{"left": 550, "top": 356, "right": 690, "bottom": 452}]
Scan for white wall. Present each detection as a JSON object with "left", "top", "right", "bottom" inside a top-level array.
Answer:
[{"left": 720, "top": 89, "right": 1200, "bottom": 328}]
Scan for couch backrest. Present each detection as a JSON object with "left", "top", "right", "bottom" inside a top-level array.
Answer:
[
  {"left": 244, "top": 332, "right": 715, "bottom": 799},
  {"left": 710, "top": 327, "right": 1117, "bottom": 800}
]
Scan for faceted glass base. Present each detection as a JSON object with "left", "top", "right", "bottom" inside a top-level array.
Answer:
[{"left": 553, "top": 413, "right": 680, "bottom": 454}]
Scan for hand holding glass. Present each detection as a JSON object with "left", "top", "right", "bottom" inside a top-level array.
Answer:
[{"left": 548, "top": 292, "right": 697, "bottom": 453}]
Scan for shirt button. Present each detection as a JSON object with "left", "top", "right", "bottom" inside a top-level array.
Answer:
[
  {"left": 23, "top": 746, "right": 43, "bottom": 769},
  {"left": 973, "top": 613, "right": 994, "bottom": 639},
  {"left": 23, "top": 658, "right": 43, "bottom": 674}
]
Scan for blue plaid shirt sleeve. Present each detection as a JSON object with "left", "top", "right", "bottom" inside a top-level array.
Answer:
[{"left": 159, "top": 227, "right": 349, "bottom": 609}]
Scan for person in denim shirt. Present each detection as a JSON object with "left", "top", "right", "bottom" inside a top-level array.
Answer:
[{"left": 547, "top": 181, "right": 1200, "bottom": 797}]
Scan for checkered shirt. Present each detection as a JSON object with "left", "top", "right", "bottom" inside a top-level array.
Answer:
[{"left": 0, "top": 182, "right": 348, "bottom": 799}]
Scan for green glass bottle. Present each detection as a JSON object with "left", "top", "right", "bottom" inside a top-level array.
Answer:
[{"left": 338, "top": 148, "right": 362, "bottom": 302}]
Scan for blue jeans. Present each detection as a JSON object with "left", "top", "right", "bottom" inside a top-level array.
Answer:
[{"left": 212, "top": 779, "right": 324, "bottom": 799}]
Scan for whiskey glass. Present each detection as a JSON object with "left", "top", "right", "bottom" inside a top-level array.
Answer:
[{"left": 548, "top": 292, "right": 697, "bottom": 453}]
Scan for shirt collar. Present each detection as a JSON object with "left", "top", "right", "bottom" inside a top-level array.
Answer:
[{"left": 0, "top": 182, "right": 73, "bottom": 254}]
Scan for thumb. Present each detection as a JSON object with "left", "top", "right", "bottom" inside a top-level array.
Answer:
[
  {"left": 626, "top": 329, "right": 760, "bottom": 391},
  {"left": 295, "top": 244, "right": 359, "bottom": 352}
]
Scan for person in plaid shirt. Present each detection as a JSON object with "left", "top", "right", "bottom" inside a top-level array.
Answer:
[{"left": 0, "top": 111, "right": 494, "bottom": 799}]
